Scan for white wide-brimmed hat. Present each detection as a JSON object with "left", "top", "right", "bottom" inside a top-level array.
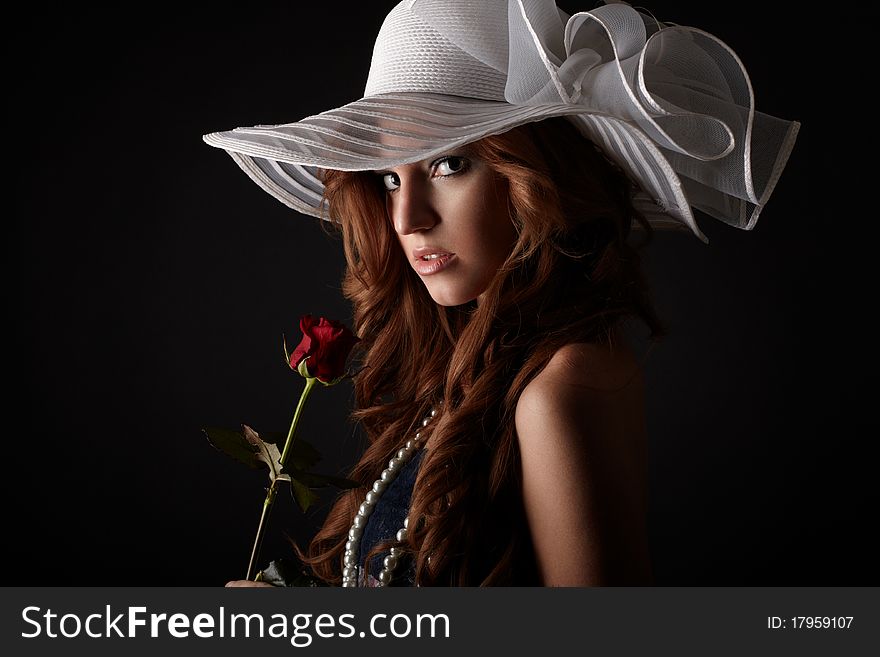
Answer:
[{"left": 203, "top": 0, "right": 800, "bottom": 245}]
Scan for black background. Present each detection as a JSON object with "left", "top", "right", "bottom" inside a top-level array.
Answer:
[{"left": 7, "top": 1, "right": 868, "bottom": 586}]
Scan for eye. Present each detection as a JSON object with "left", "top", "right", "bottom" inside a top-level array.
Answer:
[
  {"left": 381, "top": 172, "right": 400, "bottom": 192},
  {"left": 435, "top": 156, "right": 468, "bottom": 177}
]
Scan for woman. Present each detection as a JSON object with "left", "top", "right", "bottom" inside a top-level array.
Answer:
[{"left": 211, "top": 0, "right": 800, "bottom": 586}]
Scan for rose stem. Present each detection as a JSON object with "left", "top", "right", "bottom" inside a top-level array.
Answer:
[{"left": 246, "top": 375, "right": 318, "bottom": 581}]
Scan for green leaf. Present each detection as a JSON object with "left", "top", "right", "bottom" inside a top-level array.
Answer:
[
  {"left": 202, "top": 425, "right": 322, "bottom": 471},
  {"left": 289, "top": 477, "right": 320, "bottom": 513},
  {"left": 283, "top": 464, "right": 359, "bottom": 513},
  {"left": 260, "top": 432, "right": 322, "bottom": 471},
  {"left": 203, "top": 427, "right": 260, "bottom": 469},
  {"left": 257, "top": 558, "right": 327, "bottom": 587},
  {"left": 242, "top": 425, "right": 291, "bottom": 485}
]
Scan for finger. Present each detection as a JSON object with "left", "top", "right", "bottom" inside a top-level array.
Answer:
[{"left": 225, "top": 580, "right": 275, "bottom": 588}]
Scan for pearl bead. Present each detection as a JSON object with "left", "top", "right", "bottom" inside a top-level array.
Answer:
[{"left": 344, "top": 405, "right": 437, "bottom": 587}]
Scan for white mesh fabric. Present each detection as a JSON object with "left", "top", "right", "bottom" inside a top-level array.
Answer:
[
  {"left": 203, "top": 0, "right": 801, "bottom": 244},
  {"left": 364, "top": 1, "right": 507, "bottom": 99}
]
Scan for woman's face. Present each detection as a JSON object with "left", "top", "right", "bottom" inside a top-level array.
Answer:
[{"left": 376, "top": 144, "right": 518, "bottom": 307}]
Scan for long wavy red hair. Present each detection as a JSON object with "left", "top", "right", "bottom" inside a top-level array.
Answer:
[{"left": 293, "top": 115, "right": 666, "bottom": 585}]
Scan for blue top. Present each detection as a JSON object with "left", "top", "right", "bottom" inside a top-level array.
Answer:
[{"left": 357, "top": 448, "right": 426, "bottom": 587}]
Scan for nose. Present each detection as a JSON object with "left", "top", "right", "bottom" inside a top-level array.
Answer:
[{"left": 389, "top": 174, "right": 437, "bottom": 235}]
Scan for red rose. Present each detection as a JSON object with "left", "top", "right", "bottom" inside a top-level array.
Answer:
[{"left": 289, "top": 315, "right": 360, "bottom": 384}]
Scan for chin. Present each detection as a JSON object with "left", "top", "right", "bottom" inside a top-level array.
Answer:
[
  {"left": 425, "top": 284, "right": 478, "bottom": 308},
  {"left": 429, "top": 294, "right": 472, "bottom": 308}
]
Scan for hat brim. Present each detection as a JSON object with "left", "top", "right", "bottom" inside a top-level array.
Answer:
[{"left": 203, "top": 92, "right": 732, "bottom": 243}]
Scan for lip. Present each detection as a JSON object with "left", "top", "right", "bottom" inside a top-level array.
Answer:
[
  {"left": 412, "top": 246, "right": 455, "bottom": 261},
  {"left": 413, "top": 253, "right": 457, "bottom": 276}
]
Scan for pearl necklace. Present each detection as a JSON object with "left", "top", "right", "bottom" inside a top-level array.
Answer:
[{"left": 342, "top": 403, "right": 441, "bottom": 587}]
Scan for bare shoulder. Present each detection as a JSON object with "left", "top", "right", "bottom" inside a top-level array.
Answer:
[
  {"left": 514, "top": 328, "right": 647, "bottom": 471},
  {"left": 516, "top": 331, "right": 644, "bottom": 424},
  {"left": 538, "top": 332, "right": 643, "bottom": 394},
  {"left": 513, "top": 331, "right": 652, "bottom": 584}
]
